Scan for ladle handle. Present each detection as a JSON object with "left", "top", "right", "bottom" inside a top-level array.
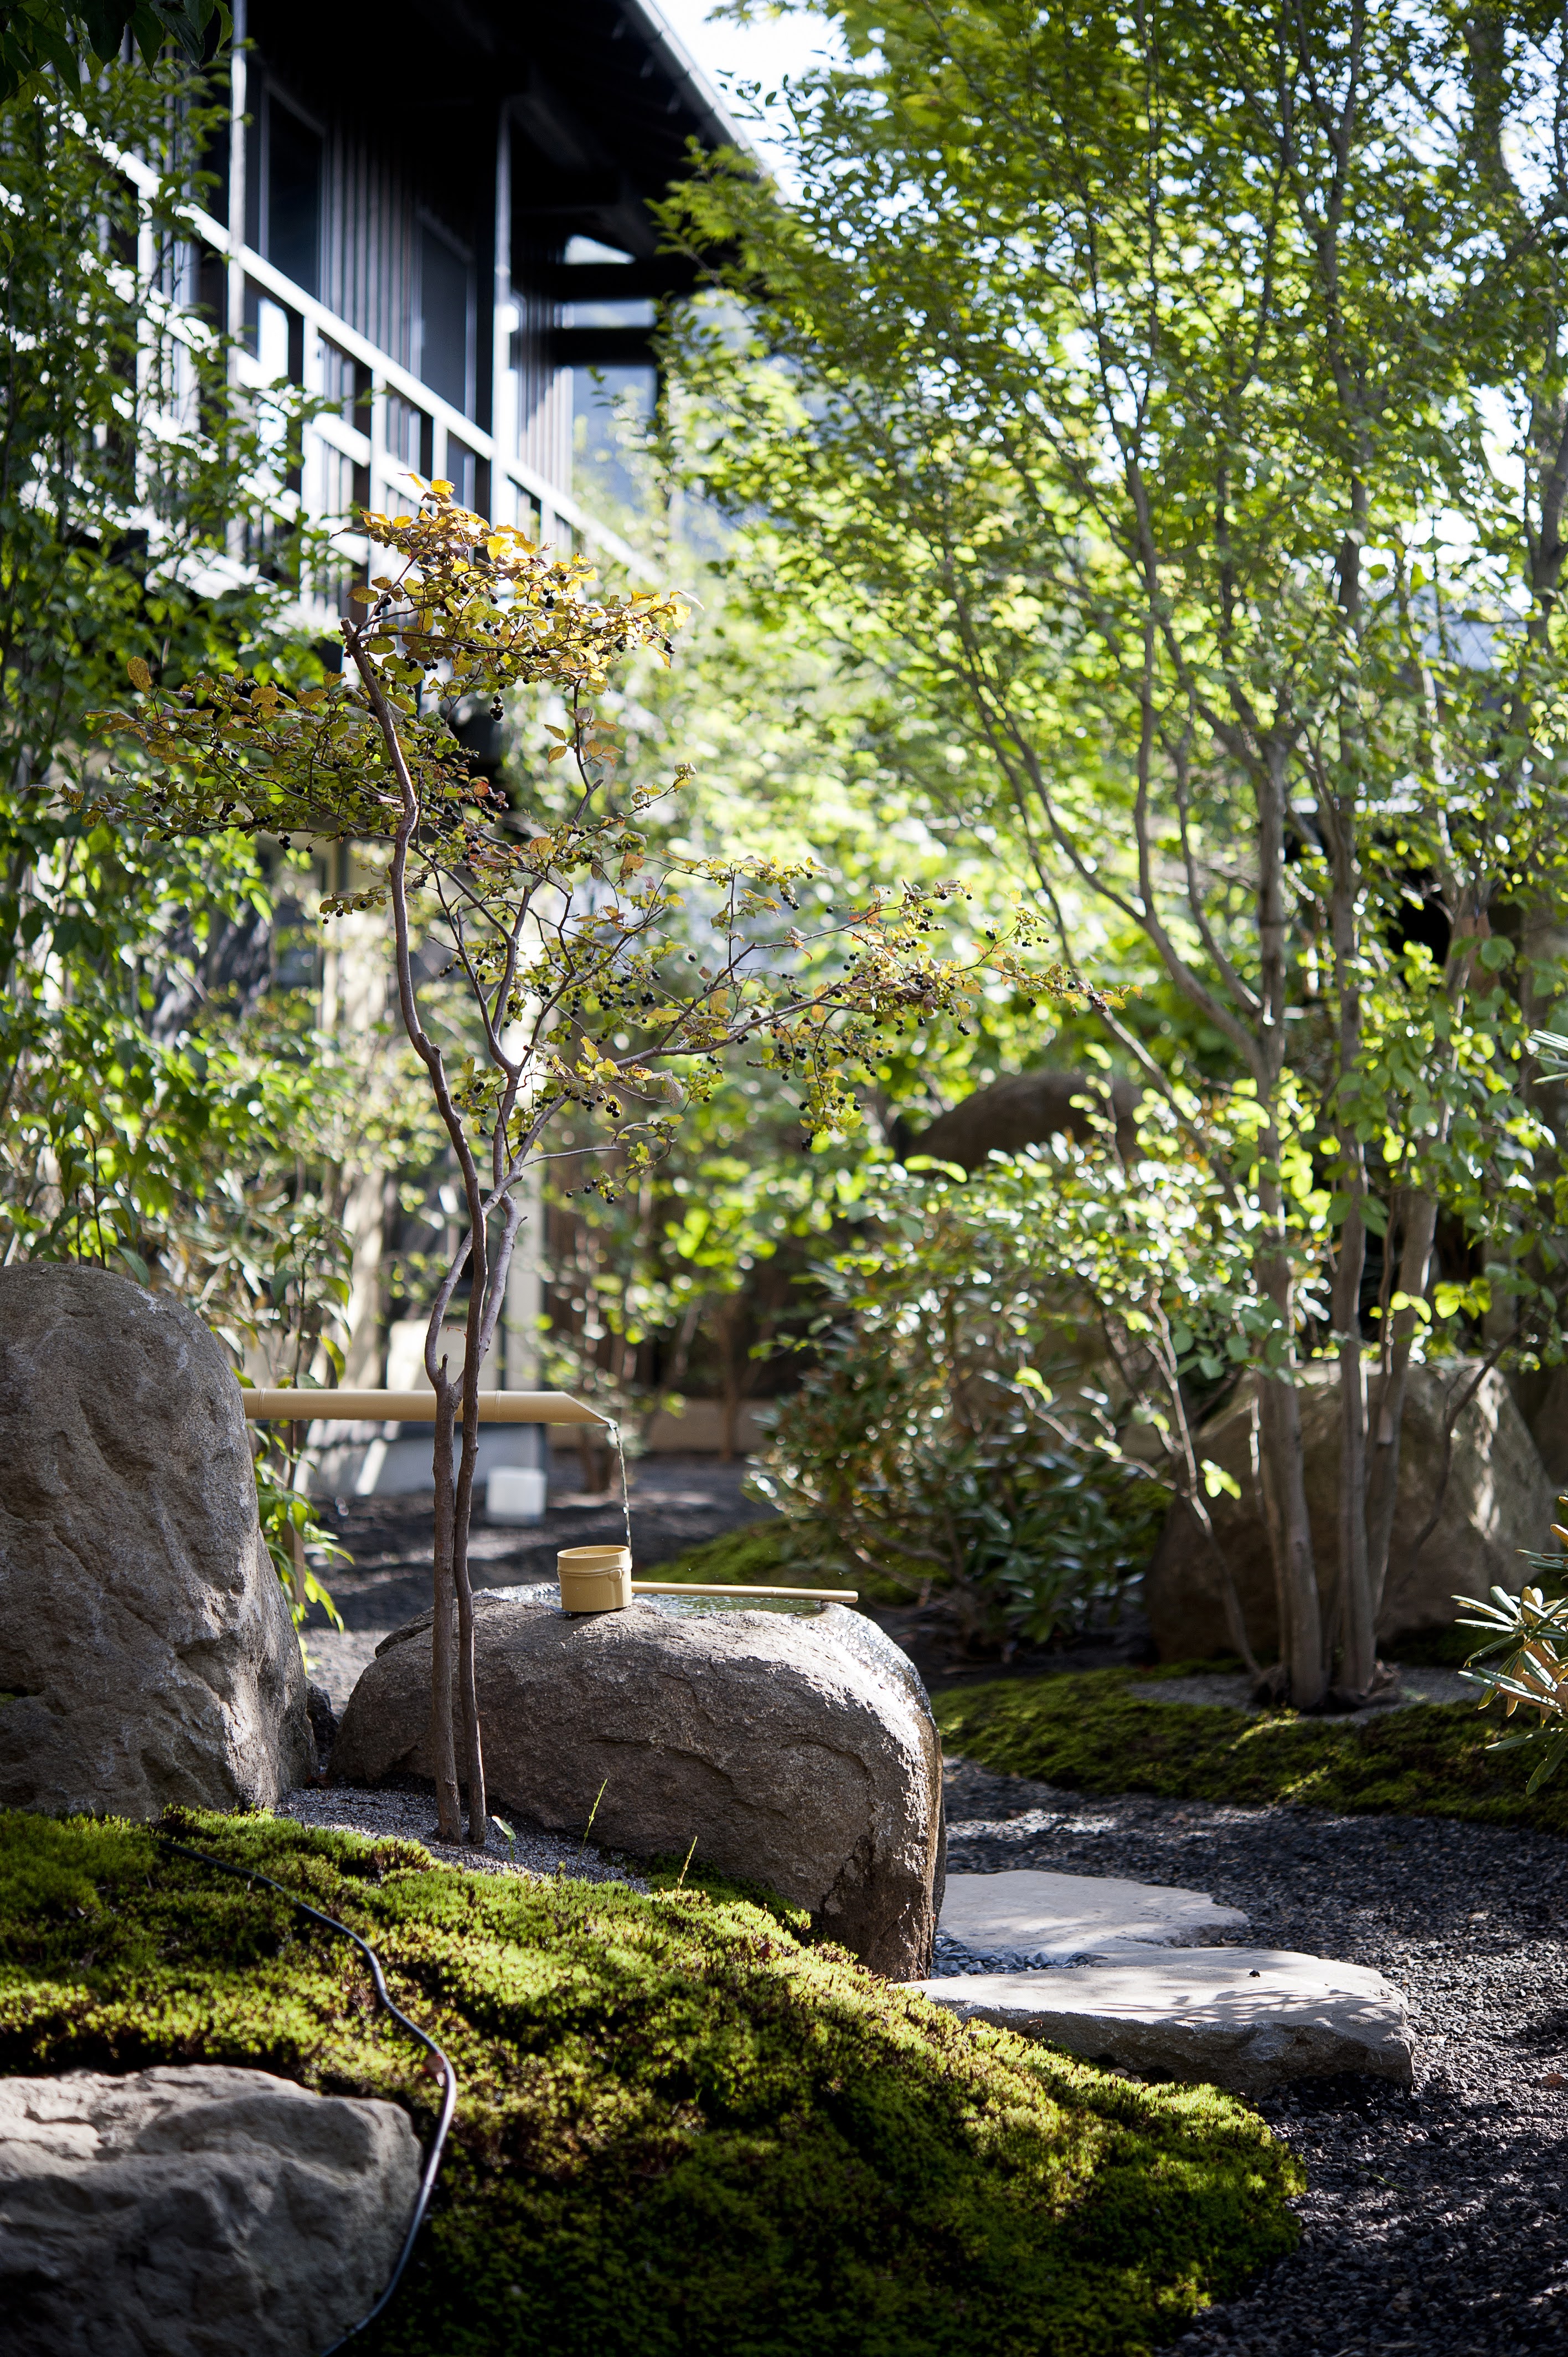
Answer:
[{"left": 630, "top": 1581, "right": 858, "bottom": 1603}]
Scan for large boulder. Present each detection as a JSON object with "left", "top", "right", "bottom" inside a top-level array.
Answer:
[
  {"left": 0, "top": 2063, "right": 419, "bottom": 2356},
  {"left": 0, "top": 1264, "right": 312, "bottom": 1815},
  {"left": 334, "top": 1591, "right": 944, "bottom": 1979},
  {"left": 910, "top": 1068, "right": 1141, "bottom": 1169},
  {"left": 1144, "top": 1363, "right": 1556, "bottom": 1662},
  {"left": 1522, "top": 1362, "right": 1568, "bottom": 1490}
]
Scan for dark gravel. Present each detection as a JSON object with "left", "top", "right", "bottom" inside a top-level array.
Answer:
[{"left": 943, "top": 1757, "right": 1568, "bottom": 2354}]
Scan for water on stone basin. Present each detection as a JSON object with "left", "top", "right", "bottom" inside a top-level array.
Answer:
[{"left": 492, "top": 1580, "right": 830, "bottom": 1620}]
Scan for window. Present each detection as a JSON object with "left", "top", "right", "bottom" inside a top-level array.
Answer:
[
  {"left": 384, "top": 391, "right": 430, "bottom": 475},
  {"left": 383, "top": 392, "right": 432, "bottom": 510},
  {"left": 445, "top": 439, "right": 478, "bottom": 509},
  {"left": 267, "top": 95, "right": 322, "bottom": 297},
  {"left": 319, "top": 341, "right": 369, "bottom": 428},
  {"left": 418, "top": 219, "right": 472, "bottom": 415}
]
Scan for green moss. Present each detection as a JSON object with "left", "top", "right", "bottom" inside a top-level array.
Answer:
[
  {"left": 0, "top": 1808, "right": 1299, "bottom": 2356},
  {"left": 935, "top": 1666, "right": 1568, "bottom": 1830}
]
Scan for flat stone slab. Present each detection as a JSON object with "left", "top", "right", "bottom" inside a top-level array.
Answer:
[
  {"left": 939, "top": 1868, "right": 1247, "bottom": 1962},
  {"left": 917, "top": 1947, "right": 1414, "bottom": 2096}
]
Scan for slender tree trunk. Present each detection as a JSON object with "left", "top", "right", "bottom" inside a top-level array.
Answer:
[
  {"left": 1255, "top": 1366, "right": 1326, "bottom": 1707},
  {"left": 453, "top": 1235, "right": 491, "bottom": 1847},
  {"left": 1323, "top": 419, "right": 1375, "bottom": 1695},
  {"left": 1364, "top": 1188, "right": 1439, "bottom": 1623},
  {"left": 1328, "top": 821, "right": 1374, "bottom": 1694},
  {"left": 1333, "top": 1192, "right": 1374, "bottom": 1691},
  {"left": 1256, "top": 1108, "right": 1327, "bottom": 1704},
  {"left": 451, "top": 1407, "right": 487, "bottom": 1845},
  {"left": 429, "top": 1375, "right": 462, "bottom": 1841},
  {"left": 1253, "top": 734, "right": 1327, "bottom": 1708},
  {"left": 716, "top": 1293, "right": 746, "bottom": 1461},
  {"left": 450, "top": 1196, "right": 534, "bottom": 1849}
]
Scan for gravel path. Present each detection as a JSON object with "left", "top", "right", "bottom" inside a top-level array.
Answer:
[
  {"left": 943, "top": 1758, "right": 1568, "bottom": 2354},
  {"left": 1139, "top": 1666, "right": 1471, "bottom": 1713}
]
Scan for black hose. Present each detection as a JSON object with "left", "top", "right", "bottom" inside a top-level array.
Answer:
[{"left": 149, "top": 1832, "right": 458, "bottom": 2354}]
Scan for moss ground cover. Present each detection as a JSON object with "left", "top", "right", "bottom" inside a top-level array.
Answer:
[
  {"left": 935, "top": 1667, "right": 1568, "bottom": 1832},
  {"left": 0, "top": 1807, "right": 1299, "bottom": 2356}
]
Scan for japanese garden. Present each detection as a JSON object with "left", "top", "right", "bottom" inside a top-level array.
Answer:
[{"left": 3, "top": 3, "right": 1568, "bottom": 2353}]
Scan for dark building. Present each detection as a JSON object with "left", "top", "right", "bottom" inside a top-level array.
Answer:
[{"left": 192, "top": 0, "right": 739, "bottom": 599}]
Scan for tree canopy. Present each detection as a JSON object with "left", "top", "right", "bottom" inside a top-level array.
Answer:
[{"left": 664, "top": 0, "right": 1568, "bottom": 1701}]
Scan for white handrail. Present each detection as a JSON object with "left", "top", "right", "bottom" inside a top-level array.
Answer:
[
  {"left": 172, "top": 198, "right": 650, "bottom": 579},
  {"left": 104, "top": 136, "right": 649, "bottom": 579}
]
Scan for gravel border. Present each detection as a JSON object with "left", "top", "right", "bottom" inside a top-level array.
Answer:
[
  {"left": 275, "top": 1784, "right": 648, "bottom": 1889},
  {"left": 942, "top": 1757, "right": 1568, "bottom": 2354}
]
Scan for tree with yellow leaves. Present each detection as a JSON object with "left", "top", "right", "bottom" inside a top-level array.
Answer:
[{"left": 94, "top": 482, "right": 1069, "bottom": 1844}]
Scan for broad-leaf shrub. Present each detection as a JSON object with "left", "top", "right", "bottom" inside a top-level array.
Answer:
[{"left": 750, "top": 1129, "right": 1254, "bottom": 1651}]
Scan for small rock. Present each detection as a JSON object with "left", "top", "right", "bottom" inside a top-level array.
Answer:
[
  {"left": 0, "top": 1264, "right": 312, "bottom": 1817},
  {"left": 306, "top": 1680, "right": 338, "bottom": 1775},
  {"left": 333, "top": 1591, "right": 943, "bottom": 1978},
  {"left": 917, "top": 1946, "right": 1414, "bottom": 2095},
  {"left": 0, "top": 2063, "right": 419, "bottom": 2355}
]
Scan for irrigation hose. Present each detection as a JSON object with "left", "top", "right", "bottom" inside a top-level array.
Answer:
[{"left": 149, "top": 1833, "right": 458, "bottom": 2354}]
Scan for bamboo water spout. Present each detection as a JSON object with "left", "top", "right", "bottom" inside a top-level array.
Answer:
[{"left": 240, "top": 1388, "right": 611, "bottom": 1425}]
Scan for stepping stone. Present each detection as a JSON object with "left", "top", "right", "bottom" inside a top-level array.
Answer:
[
  {"left": 940, "top": 1868, "right": 1248, "bottom": 1962},
  {"left": 917, "top": 1947, "right": 1413, "bottom": 2096}
]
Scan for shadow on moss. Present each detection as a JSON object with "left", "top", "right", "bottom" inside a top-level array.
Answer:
[
  {"left": 935, "top": 1666, "right": 1568, "bottom": 1831},
  {"left": 0, "top": 1807, "right": 1299, "bottom": 2356}
]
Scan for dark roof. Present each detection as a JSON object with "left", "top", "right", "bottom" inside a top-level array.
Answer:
[
  {"left": 503, "top": 0, "right": 749, "bottom": 261},
  {"left": 251, "top": 0, "right": 745, "bottom": 269}
]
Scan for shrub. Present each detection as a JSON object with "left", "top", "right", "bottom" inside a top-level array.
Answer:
[{"left": 750, "top": 1160, "right": 1179, "bottom": 1653}]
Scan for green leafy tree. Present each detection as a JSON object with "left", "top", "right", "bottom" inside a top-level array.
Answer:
[
  {"left": 666, "top": 0, "right": 1568, "bottom": 1705},
  {"left": 1, "top": 53, "right": 375, "bottom": 1655},
  {"left": 755, "top": 1103, "right": 1262, "bottom": 1656},
  {"left": 0, "top": 1, "right": 224, "bottom": 102},
  {"left": 537, "top": 1067, "right": 856, "bottom": 1478},
  {"left": 0, "top": 52, "right": 331, "bottom": 1292},
  {"left": 513, "top": 419, "right": 1069, "bottom": 1463},
  {"left": 98, "top": 481, "right": 1066, "bottom": 1845}
]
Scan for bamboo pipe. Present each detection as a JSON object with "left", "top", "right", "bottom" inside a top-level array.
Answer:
[
  {"left": 240, "top": 1388, "right": 611, "bottom": 1425},
  {"left": 630, "top": 1581, "right": 858, "bottom": 1603}
]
